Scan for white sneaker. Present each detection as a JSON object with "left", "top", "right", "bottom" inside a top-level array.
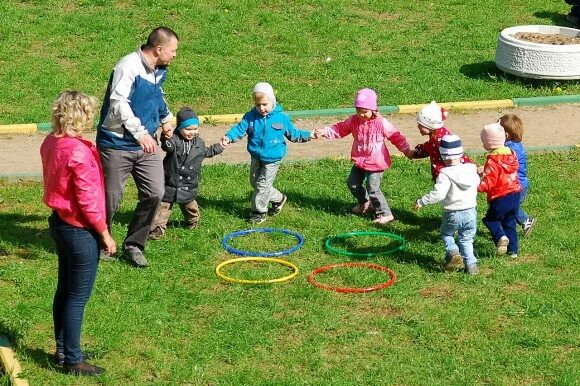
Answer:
[
  {"left": 496, "top": 236, "right": 509, "bottom": 255},
  {"left": 522, "top": 217, "right": 536, "bottom": 238}
]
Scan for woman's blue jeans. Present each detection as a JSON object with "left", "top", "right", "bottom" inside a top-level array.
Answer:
[{"left": 49, "top": 212, "right": 100, "bottom": 365}]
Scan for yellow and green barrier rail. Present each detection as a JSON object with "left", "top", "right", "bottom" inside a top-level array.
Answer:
[{"left": 1, "top": 95, "right": 579, "bottom": 134}]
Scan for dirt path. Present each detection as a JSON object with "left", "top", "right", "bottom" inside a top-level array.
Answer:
[{"left": 1, "top": 104, "right": 578, "bottom": 176}]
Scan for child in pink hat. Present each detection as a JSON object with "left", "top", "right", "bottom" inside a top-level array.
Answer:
[
  {"left": 315, "top": 88, "right": 412, "bottom": 224},
  {"left": 478, "top": 122, "right": 522, "bottom": 258}
]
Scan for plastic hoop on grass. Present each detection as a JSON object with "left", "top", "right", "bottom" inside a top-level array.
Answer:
[
  {"left": 215, "top": 257, "right": 299, "bottom": 284},
  {"left": 221, "top": 228, "right": 304, "bottom": 257},
  {"left": 325, "top": 231, "right": 406, "bottom": 257},
  {"left": 308, "top": 262, "right": 396, "bottom": 293}
]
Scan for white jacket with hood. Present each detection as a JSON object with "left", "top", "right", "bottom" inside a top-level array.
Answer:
[{"left": 417, "top": 163, "right": 480, "bottom": 211}]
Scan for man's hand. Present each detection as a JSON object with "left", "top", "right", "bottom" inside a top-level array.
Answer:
[
  {"left": 161, "top": 122, "right": 174, "bottom": 138},
  {"left": 138, "top": 133, "right": 157, "bottom": 154}
]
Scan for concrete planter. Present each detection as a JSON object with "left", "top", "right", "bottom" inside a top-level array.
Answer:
[{"left": 495, "top": 25, "right": 580, "bottom": 80}]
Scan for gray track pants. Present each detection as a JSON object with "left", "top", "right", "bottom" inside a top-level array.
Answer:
[
  {"left": 347, "top": 165, "right": 392, "bottom": 216},
  {"left": 250, "top": 157, "right": 283, "bottom": 213},
  {"left": 99, "top": 148, "right": 164, "bottom": 251}
]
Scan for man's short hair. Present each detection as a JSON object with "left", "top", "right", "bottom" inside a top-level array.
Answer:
[{"left": 145, "top": 27, "right": 179, "bottom": 48}]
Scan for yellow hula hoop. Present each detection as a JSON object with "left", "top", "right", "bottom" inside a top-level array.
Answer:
[{"left": 215, "top": 257, "right": 299, "bottom": 284}]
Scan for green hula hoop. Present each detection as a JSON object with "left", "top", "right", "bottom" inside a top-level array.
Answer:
[
  {"left": 325, "top": 231, "right": 406, "bottom": 257},
  {"left": 215, "top": 257, "right": 299, "bottom": 284}
]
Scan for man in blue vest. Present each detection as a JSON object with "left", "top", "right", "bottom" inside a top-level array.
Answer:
[{"left": 97, "top": 26, "right": 178, "bottom": 267}]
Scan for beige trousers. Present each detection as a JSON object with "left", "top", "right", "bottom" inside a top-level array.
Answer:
[{"left": 150, "top": 200, "right": 200, "bottom": 234}]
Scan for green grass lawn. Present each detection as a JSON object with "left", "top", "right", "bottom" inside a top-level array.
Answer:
[
  {"left": 0, "top": 151, "right": 579, "bottom": 385},
  {"left": 1, "top": 0, "right": 579, "bottom": 125}
]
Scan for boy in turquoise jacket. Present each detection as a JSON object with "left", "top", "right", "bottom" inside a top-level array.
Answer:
[{"left": 221, "top": 82, "right": 316, "bottom": 223}]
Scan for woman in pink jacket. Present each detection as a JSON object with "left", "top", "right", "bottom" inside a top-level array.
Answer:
[
  {"left": 317, "top": 88, "right": 412, "bottom": 224},
  {"left": 41, "top": 91, "right": 116, "bottom": 376}
]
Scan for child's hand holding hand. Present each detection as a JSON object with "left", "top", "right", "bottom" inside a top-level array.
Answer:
[
  {"left": 220, "top": 136, "right": 230, "bottom": 147},
  {"left": 477, "top": 165, "right": 484, "bottom": 175},
  {"left": 413, "top": 200, "right": 422, "bottom": 211},
  {"left": 404, "top": 148, "right": 414, "bottom": 159},
  {"left": 311, "top": 128, "right": 325, "bottom": 139},
  {"left": 161, "top": 122, "right": 174, "bottom": 138}
]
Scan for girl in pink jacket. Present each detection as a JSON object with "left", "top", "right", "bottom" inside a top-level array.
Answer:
[{"left": 317, "top": 88, "right": 412, "bottom": 224}]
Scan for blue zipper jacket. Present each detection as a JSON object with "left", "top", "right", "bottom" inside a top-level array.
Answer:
[
  {"left": 225, "top": 105, "right": 312, "bottom": 163},
  {"left": 96, "top": 50, "right": 173, "bottom": 150},
  {"left": 505, "top": 140, "right": 529, "bottom": 191}
]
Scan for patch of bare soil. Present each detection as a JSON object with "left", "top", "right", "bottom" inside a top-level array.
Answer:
[
  {"left": 1, "top": 104, "right": 579, "bottom": 177},
  {"left": 513, "top": 32, "right": 580, "bottom": 45}
]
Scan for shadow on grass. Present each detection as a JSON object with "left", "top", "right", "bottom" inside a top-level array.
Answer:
[
  {"left": 533, "top": 10, "right": 574, "bottom": 26},
  {"left": 0, "top": 212, "right": 53, "bottom": 259},
  {"left": 460, "top": 61, "right": 578, "bottom": 88},
  {"left": 197, "top": 196, "right": 251, "bottom": 220},
  {"left": 19, "top": 347, "right": 55, "bottom": 370}
]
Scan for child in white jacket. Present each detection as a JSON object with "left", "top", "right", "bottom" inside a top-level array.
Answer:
[{"left": 414, "top": 134, "right": 480, "bottom": 275}]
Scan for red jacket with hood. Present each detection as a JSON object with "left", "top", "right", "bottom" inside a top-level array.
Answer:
[{"left": 478, "top": 147, "right": 521, "bottom": 202}]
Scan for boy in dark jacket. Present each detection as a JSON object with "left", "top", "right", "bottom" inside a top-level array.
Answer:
[{"left": 149, "top": 107, "right": 225, "bottom": 239}]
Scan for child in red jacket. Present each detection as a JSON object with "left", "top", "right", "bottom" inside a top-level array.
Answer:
[
  {"left": 478, "top": 122, "right": 522, "bottom": 258},
  {"left": 410, "top": 101, "right": 472, "bottom": 181}
]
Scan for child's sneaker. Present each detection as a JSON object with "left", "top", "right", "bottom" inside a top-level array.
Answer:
[
  {"left": 508, "top": 253, "right": 518, "bottom": 259},
  {"left": 148, "top": 226, "right": 165, "bottom": 240},
  {"left": 352, "top": 201, "right": 374, "bottom": 214},
  {"left": 444, "top": 251, "right": 465, "bottom": 272},
  {"left": 464, "top": 264, "right": 479, "bottom": 276},
  {"left": 522, "top": 217, "right": 536, "bottom": 238},
  {"left": 268, "top": 195, "right": 287, "bottom": 216},
  {"left": 373, "top": 214, "right": 395, "bottom": 224},
  {"left": 249, "top": 212, "right": 267, "bottom": 224},
  {"left": 187, "top": 222, "right": 199, "bottom": 229},
  {"left": 496, "top": 236, "right": 509, "bottom": 255}
]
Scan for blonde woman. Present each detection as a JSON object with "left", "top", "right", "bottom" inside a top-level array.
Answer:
[{"left": 41, "top": 90, "right": 115, "bottom": 376}]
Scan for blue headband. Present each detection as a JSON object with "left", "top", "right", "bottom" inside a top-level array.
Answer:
[{"left": 176, "top": 117, "right": 200, "bottom": 131}]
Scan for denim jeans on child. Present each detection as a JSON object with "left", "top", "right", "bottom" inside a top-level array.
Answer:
[
  {"left": 440, "top": 208, "right": 477, "bottom": 267},
  {"left": 347, "top": 165, "right": 392, "bottom": 216},
  {"left": 49, "top": 212, "right": 100, "bottom": 365},
  {"left": 482, "top": 191, "right": 520, "bottom": 254},
  {"left": 515, "top": 185, "right": 530, "bottom": 225},
  {"left": 250, "top": 157, "right": 284, "bottom": 214}
]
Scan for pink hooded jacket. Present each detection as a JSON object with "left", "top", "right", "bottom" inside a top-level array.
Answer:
[
  {"left": 323, "top": 113, "right": 410, "bottom": 172},
  {"left": 40, "top": 134, "right": 108, "bottom": 233}
]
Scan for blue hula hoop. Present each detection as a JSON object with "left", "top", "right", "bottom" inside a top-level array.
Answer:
[{"left": 221, "top": 228, "right": 305, "bottom": 257}]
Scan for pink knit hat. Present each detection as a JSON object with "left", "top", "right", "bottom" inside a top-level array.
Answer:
[
  {"left": 481, "top": 122, "right": 506, "bottom": 149},
  {"left": 354, "top": 88, "right": 378, "bottom": 111}
]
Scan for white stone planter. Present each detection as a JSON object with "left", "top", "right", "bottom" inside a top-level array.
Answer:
[{"left": 495, "top": 25, "right": 580, "bottom": 80}]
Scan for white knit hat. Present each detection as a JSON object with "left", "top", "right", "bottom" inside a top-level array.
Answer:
[
  {"left": 439, "top": 134, "right": 464, "bottom": 160},
  {"left": 416, "top": 101, "right": 447, "bottom": 130},
  {"left": 481, "top": 122, "right": 506, "bottom": 149},
  {"left": 253, "top": 82, "right": 277, "bottom": 108}
]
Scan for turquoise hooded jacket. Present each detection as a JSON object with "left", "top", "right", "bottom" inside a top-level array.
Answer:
[{"left": 225, "top": 105, "right": 312, "bottom": 163}]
